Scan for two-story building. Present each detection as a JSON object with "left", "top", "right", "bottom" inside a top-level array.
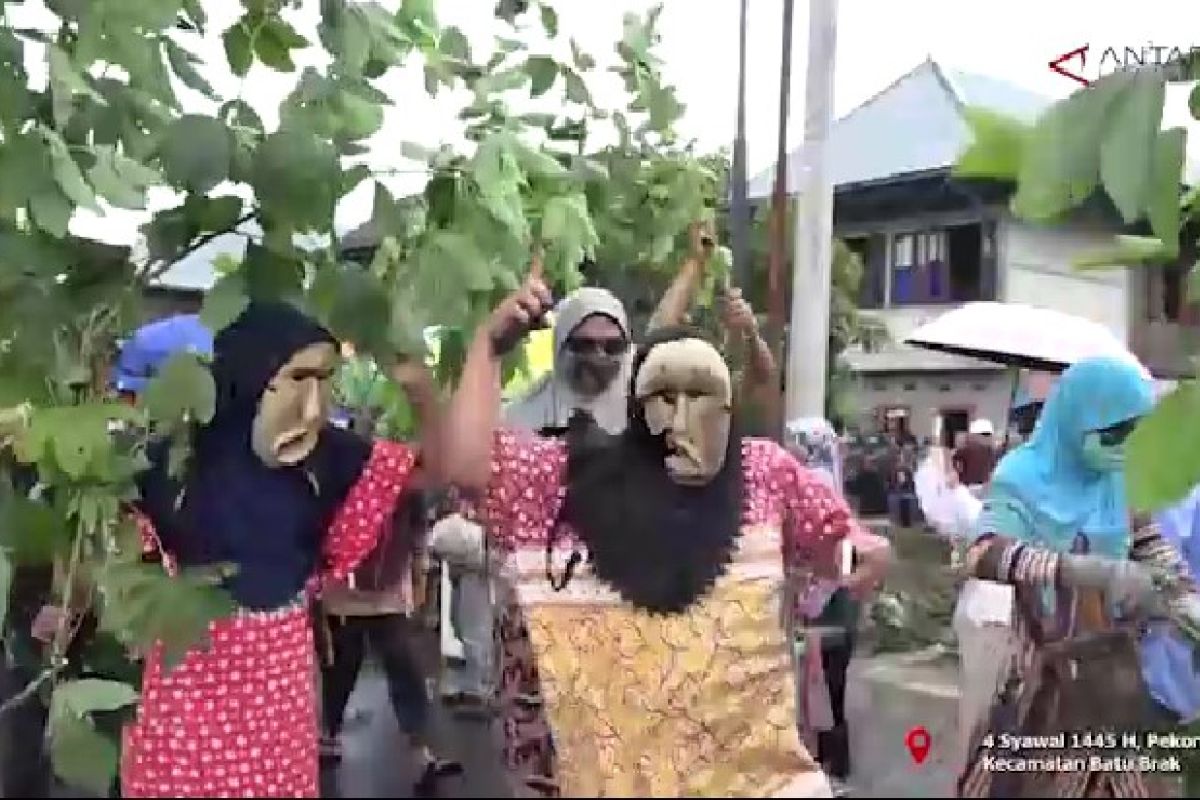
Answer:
[{"left": 750, "top": 57, "right": 1196, "bottom": 443}]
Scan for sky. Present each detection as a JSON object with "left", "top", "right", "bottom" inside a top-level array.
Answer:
[{"left": 10, "top": 0, "right": 1200, "bottom": 245}]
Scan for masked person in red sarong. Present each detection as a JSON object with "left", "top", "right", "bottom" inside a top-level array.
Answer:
[{"left": 121, "top": 302, "right": 428, "bottom": 798}]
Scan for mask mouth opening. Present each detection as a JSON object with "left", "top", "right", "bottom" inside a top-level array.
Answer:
[{"left": 274, "top": 429, "right": 316, "bottom": 464}]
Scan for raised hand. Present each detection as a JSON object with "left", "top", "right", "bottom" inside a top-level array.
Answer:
[
  {"left": 688, "top": 220, "right": 716, "bottom": 263},
  {"left": 487, "top": 248, "right": 554, "bottom": 356}
]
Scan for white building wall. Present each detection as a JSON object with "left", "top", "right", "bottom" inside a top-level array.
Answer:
[{"left": 999, "top": 216, "right": 1133, "bottom": 343}]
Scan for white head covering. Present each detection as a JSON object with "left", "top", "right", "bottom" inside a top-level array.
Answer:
[
  {"left": 503, "top": 287, "right": 633, "bottom": 435},
  {"left": 968, "top": 418, "right": 995, "bottom": 436}
]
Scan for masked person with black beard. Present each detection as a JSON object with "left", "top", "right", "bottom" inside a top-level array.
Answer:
[{"left": 435, "top": 269, "right": 891, "bottom": 797}]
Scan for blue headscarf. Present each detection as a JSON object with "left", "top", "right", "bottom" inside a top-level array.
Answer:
[
  {"left": 136, "top": 302, "right": 371, "bottom": 610},
  {"left": 989, "top": 356, "right": 1154, "bottom": 557}
]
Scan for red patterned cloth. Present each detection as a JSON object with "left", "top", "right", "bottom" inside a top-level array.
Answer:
[{"left": 121, "top": 439, "right": 414, "bottom": 798}]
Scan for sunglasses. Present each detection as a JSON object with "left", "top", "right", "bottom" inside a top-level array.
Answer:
[
  {"left": 1096, "top": 417, "right": 1138, "bottom": 446},
  {"left": 565, "top": 336, "right": 626, "bottom": 356}
]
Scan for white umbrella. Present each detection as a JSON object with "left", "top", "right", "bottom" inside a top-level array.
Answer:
[{"left": 904, "top": 301, "right": 1151, "bottom": 377}]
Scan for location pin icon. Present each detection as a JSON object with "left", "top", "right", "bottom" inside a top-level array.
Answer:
[{"left": 905, "top": 726, "right": 932, "bottom": 765}]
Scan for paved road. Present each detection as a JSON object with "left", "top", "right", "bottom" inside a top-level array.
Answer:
[{"left": 321, "top": 635, "right": 514, "bottom": 798}]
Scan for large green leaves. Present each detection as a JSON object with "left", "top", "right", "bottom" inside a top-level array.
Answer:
[
  {"left": 252, "top": 129, "right": 338, "bottom": 232},
  {"left": 48, "top": 678, "right": 139, "bottom": 794},
  {"left": 16, "top": 404, "right": 140, "bottom": 481},
  {"left": 87, "top": 146, "right": 161, "bottom": 210},
  {"left": 954, "top": 107, "right": 1029, "bottom": 180},
  {"left": 98, "top": 559, "right": 237, "bottom": 669},
  {"left": 525, "top": 56, "right": 557, "bottom": 97},
  {"left": 1099, "top": 71, "right": 1164, "bottom": 223},
  {"left": 1126, "top": 381, "right": 1200, "bottom": 512},
  {"left": 140, "top": 353, "right": 216, "bottom": 427},
  {"left": 159, "top": 115, "right": 232, "bottom": 194},
  {"left": 1010, "top": 73, "right": 1133, "bottom": 222}
]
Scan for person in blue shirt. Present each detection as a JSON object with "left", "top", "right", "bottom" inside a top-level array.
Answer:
[{"left": 1141, "top": 485, "right": 1200, "bottom": 724}]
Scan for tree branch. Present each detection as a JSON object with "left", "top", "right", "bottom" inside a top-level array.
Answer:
[{"left": 136, "top": 211, "right": 257, "bottom": 287}]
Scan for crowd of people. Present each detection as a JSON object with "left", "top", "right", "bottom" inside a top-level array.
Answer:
[{"left": 2, "top": 215, "right": 1200, "bottom": 800}]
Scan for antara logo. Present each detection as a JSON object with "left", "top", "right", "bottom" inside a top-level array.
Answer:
[{"left": 1049, "top": 43, "right": 1200, "bottom": 86}]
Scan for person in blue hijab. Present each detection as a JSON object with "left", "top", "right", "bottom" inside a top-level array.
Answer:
[{"left": 956, "top": 356, "right": 1194, "bottom": 799}]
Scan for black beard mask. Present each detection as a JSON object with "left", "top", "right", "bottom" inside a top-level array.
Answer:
[
  {"left": 560, "top": 408, "right": 743, "bottom": 615},
  {"left": 565, "top": 353, "right": 622, "bottom": 396}
]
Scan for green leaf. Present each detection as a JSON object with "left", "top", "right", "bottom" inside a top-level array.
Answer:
[
  {"left": 223, "top": 21, "right": 253, "bottom": 77},
  {"left": 562, "top": 69, "right": 590, "bottom": 106},
  {"left": 312, "top": 265, "right": 392, "bottom": 358},
  {"left": 49, "top": 712, "right": 118, "bottom": 797},
  {"left": 159, "top": 115, "right": 232, "bottom": 194},
  {"left": 200, "top": 274, "right": 249, "bottom": 334},
  {"left": 540, "top": 193, "right": 597, "bottom": 281},
  {"left": 29, "top": 188, "right": 71, "bottom": 238},
  {"left": 1190, "top": 83, "right": 1200, "bottom": 121},
  {"left": 1126, "top": 381, "right": 1200, "bottom": 511},
  {"left": 1148, "top": 127, "right": 1186, "bottom": 254},
  {"left": 400, "top": 141, "right": 434, "bottom": 162},
  {"left": 524, "top": 56, "right": 557, "bottom": 97},
  {"left": 52, "top": 679, "right": 139, "bottom": 718},
  {"left": 87, "top": 146, "right": 161, "bottom": 210},
  {"left": 256, "top": 17, "right": 309, "bottom": 73},
  {"left": 494, "top": 0, "right": 528, "bottom": 24},
  {"left": 252, "top": 129, "right": 338, "bottom": 232},
  {"left": 242, "top": 242, "right": 306, "bottom": 301},
  {"left": 335, "top": 85, "right": 385, "bottom": 141},
  {"left": 953, "top": 107, "right": 1030, "bottom": 180},
  {"left": 47, "top": 44, "right": 99, "bottom": 128},
  {"left": 1099, "top": 71, "right": 1165, "bottom": 223},
  {"left": 426, "top": 229, "right": 494, "bottom": 292},
  {"left": 0, "top": 492, "right": 71, "bottom": 564},
  {"left": 141, "top": 352, "right": 216, "bottom": 426},
  {"left": 569, "top": 38, "right": 595, "bottom": 71},
  {"left": 513, "top": 141, "right": 566, "bottom": 179},
  {"left": 539, "top": 3, "right": 558, "bottom": 37},
  {"left": 19, "top": 404, "right": 138, "bottom": 480},
  {"left": 1012, "top": 73, "right": 1134, "bottom": 222},
  {"left": 1073, "top": 234, "right": 1172, "bottom": 270},
  {"left": 42, "top": 129, "right": 98, "bottom": 212},
  {"left": 165, "top": 40, "right": 217, "bottom": 100},
  {"left": 440, "top": 26, "right": 470, "bottom": 62},
  {"left": 98, "top": 560, "right": 237, "bottom": 670}
]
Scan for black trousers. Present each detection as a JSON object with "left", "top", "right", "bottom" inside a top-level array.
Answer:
[
  {"left": 812, "top": 588, "right": 857, "bottom": 781},
  {"left": 816, "top": 640, "right": 853, "bottom": 779},
  {"left": 320, "top": 614, "right": 430, "bottom": 742},
  {"left": 0, "top": 658, "right": 50, "bottom": 797}
]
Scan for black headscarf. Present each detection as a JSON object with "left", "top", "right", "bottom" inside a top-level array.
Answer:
[
  {"left": 561, "top": 326, "right": 743, "bottom": 615},
  {"left": 136, "top": 302, "right": 371, "bottom": 610}
]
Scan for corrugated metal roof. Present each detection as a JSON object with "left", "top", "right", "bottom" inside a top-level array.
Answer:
[{"left": 747, "top": 58, "right": 1052, "bottom": 199}]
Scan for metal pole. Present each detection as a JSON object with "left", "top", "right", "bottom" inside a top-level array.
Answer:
[
  {"left": 766, "top": 0, "right": 795, "bottom": 435},
  {"left": 729, "top": 0, "right": 750, "bottom": 290},
  {"left": 785, "top": 0, "right": 838, "bottom": 422}
]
